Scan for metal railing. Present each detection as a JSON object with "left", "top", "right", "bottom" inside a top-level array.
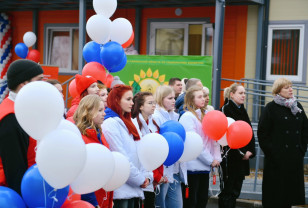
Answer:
[{"left": 62, "top": 76, "right": 75, "bottom": 108}]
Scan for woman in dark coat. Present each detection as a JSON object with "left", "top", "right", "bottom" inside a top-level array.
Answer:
[
  {"left": 258, "top": 77, "right": 308, "bottom": 208},
  {"left": 219, "top": 83, "right": 256, "bottom": 208}
]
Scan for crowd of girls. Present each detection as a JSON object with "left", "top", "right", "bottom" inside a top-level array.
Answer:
[{"left": 67, "top": 74, "right": 300, "bottom": 208}]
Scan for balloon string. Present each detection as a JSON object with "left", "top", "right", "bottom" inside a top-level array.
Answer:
[
  {"left": 43, "top": 179, "right": 47, "bottom": 207},
  {"left": 66, "top": 192, "right": 75, "bottom": 201},
  {"left": 48, "top": 188, "right": 58, "bottom": 208},
  {"left": 221, "top": 147, "right": 230, "bottom": 160}
]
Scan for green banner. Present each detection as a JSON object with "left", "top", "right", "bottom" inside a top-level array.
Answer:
[{"left": 113, "top": 55, "right": 212, "bottom": 95}]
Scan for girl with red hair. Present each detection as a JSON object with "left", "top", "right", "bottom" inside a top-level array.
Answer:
[{"left": 102, "top": 85, "right": 152, "bottom": 208}]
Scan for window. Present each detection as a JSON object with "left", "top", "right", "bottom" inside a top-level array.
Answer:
[
  {"left": 44, "top": 25, "right": 80, "bottom": 73},
  {"left": 149, "top": 21, "right": 213, "bottom": 56},
  {"left": 266, "top": 24, "right": 305, "bottom": 82}
]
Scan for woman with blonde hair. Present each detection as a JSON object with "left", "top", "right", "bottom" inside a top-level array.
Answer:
[
  {"left": 72, "top": 94, "right": 112, "bottom": 208},
  {"left": 203, "top": 86, "right": 214, "bottom": 111},
  {"left": 179, "top": 86, "right": 221, "bottom": 208},
  {"left": 153, "top": 85, "right": 187, "bottom": 208},
  {"left": 219, "top": 83, "right": 255, "bottom": 208},
  {"left": 258, "top": 78, "right": 308, "bottom": 208}
]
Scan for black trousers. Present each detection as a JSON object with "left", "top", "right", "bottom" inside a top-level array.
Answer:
[
  {"left": 218, "top": 171, "right": 244, "bottom": 208},
  {"left": 143, "top": 191, "right": 155, "bottom": 208},
  {"left": 114, "top": 198, "right": 137, "bottom": 208},
  {"left": 183, "top": 173, "right": 210, "bottom": 208}
]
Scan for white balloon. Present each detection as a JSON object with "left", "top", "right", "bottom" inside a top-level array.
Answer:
[
  {"left": 36, "top": 129, "right": 86, "bottom": 189},
  {"left": 86, "top": 15, "right": 111, "bottom": 44},
  {"left": 93, "top": 0, "right": 117, "bottom": 18},
  {"left": 217, "top": 134, "right": 228, "bottom": 147},
  {"left": 57, "top": 119, "right": 81, "bottom": 138},
  {"left": 137, "top": 133, "right": 169, "bottom": 171},
  {"left": 217, "top": 117, "right": 235, "bottom": 147},
  {"left": 110, "top": 18, "right": 133, "bottom": 44},
  {"left": 23, "top": 31, "right": 37, "bottom": 47},
  {"left": 227, "top": 117, "right": 235, "bottom": 126},
  {"left": 103, "top": 152, "right": 130, "bottom": 191},
  {"left": 71, "top": 143, "right": 115, "bottom": 194},
  {"left": 179, "top": 132, "right": 203, "bottom": 162},
  {"left": 15, "top": 81, "right": 64, "bottom": 140}
]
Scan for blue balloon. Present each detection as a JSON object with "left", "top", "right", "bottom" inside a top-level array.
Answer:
[
  {"left": 0, "top": 186, "right": 26, "bottom": 208},
  {"left": 160, "top": 120, "right": 186, "bottom": 141},
  {"left": 162, "top": 132, "right": 184, "bottom": 166},
  {"left": 14, "top": 42, "right": 28, "bottom": 59},
  {"left": 83, "top": 41, "right": 102, "bottom": 64},
  {"left": 21, "top": 164, "right": 69, "bottom": 208},
  {"left": 109, "top": 53, "right": 127, "bottom": 73},
  {"left": 100, "top": 41, "right": 125, "bottom": 71}
]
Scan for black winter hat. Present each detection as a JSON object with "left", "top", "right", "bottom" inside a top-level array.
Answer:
[{"left": 7, "top": 59, "right": 44, "bottom": 90}]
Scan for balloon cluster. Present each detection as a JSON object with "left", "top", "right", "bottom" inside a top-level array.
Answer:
[
  {"left": 202, "top": 110, "right": 253, "bottom": 149},
  {"left": 7, "top": 81, "right": 131, "bottom": 207},
  {"left": 137, "top": 120, "right": 201, "bottom": 171},
  {"left": 81, "top": 0, "right": 134, "bottom": 88},
  {"left": 14, "top": 31, "right": 40, "bottom": 62}
]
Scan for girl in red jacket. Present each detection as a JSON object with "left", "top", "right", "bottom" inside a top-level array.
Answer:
[
  {"left": 66, "top": 74, "right": 99, "bottom": 118},
  {"left": 73, "top": 94, "right": 112, "bottom": 208}
]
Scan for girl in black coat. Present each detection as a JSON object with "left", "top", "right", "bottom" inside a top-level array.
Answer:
[
  {"left": 258, "top": 78, "right": 308, "bottom": 208},
  {"left": 219, "top": 83, "right": 256, "bottom": 208}
]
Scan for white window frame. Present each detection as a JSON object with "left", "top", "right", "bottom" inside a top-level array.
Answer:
[
  {"left": 149, "top": 21, "right": 212, "bottom": 56},
  {"left": 44, "top": 25, "right": 79, "bottom": 74},
  {"left": 266, "top": 24, "right": 305, "bottom": 82}
]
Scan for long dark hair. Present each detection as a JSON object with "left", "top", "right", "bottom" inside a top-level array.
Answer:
[{"left": 132, "top": 91, "right": 160, "bottom": 131}]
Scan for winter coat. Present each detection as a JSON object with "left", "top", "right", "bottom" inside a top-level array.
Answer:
[
  {"left": 81, "top": 129, "right": 113, "bottom": 208},
  {"left": 221, "top": 99, "right": 256, "bottom": 176},
  {"left": 152, "top": 107, "right": 187, "bottom": 184},
  {"left": 102, "top": 116, "right": 150, "bottom": 200},
  {"left": 179, "top": 110, "right": 221, "bottom": 172},
  {"left": 257, "top": 100, "right": 308, "bottom": 208}
]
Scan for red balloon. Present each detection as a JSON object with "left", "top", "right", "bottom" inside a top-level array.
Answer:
[
  {"left": 61, "top": 200, "right": 94, "bottom": 208},
  {"left": 202, "top": 110, "right": 228, "bottom": 141},
  {"left": 82, "top": 62, "right": 107, "bottom": 84},
  {"left": 122, "top": 31, "right": 134, "bottom": 49},
  {"left": 105, "top": 74, "right": 114, "bottom": 88},
  {"left": 26, "top": 49, "right": 40, "bottom": 63},
  {"left": 226, "top": 121, "right": 253, "bottom": 149},
  {"left": 69, "top": 79, "right": 78, "bottom": 98}
]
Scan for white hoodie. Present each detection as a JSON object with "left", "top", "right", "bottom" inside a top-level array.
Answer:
[
  {"left": 152, "top": 106, "right": 187, "bottom": 184},
  {"left": 179, "top": 109, "right": 222, "bottom": 172},
  {"left": 102, "top": 116, "right": 153, "bottom": 199},
  {"left": 132, "top": 113, "right": 159, "bottom": 192}
]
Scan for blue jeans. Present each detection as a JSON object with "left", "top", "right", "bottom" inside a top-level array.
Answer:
[{"left": 155, "top": 174, "right": 183, "bottom": 208}]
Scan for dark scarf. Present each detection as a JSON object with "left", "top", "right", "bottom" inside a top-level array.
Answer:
[{"left": 273, "top": 94, "right": 302, "bottom": 115}]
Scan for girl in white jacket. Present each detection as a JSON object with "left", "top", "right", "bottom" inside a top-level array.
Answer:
[
  {"left": 131, "top": 91, "right": 168, "bottom": 208},
  {"left": 102, "top": 85, "right": 152, "bottom": 208},
  {"left": 179, "top": 86, "right": 221, "bottom": 208},
  {"left": 152, "top": 85, "right": 187, "bottom": 208}
]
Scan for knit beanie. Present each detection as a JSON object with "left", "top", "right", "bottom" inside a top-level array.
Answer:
[
  {"left": 110, "top": 76, "right": 124, "bottom": 88},
  {"left": 7, "top": 59, "right": 44, "bottom": 90},
  {"left": 75, "top": 74, "right": 97, "bottom": 95}
]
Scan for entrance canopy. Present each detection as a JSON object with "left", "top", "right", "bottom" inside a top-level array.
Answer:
[{"left": 0, "top": 0, "right": 263, "bottom": 11}]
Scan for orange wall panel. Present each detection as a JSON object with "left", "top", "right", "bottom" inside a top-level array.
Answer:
[{"left": 7, "top": 5, "right": 248, "bottom": 107}]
